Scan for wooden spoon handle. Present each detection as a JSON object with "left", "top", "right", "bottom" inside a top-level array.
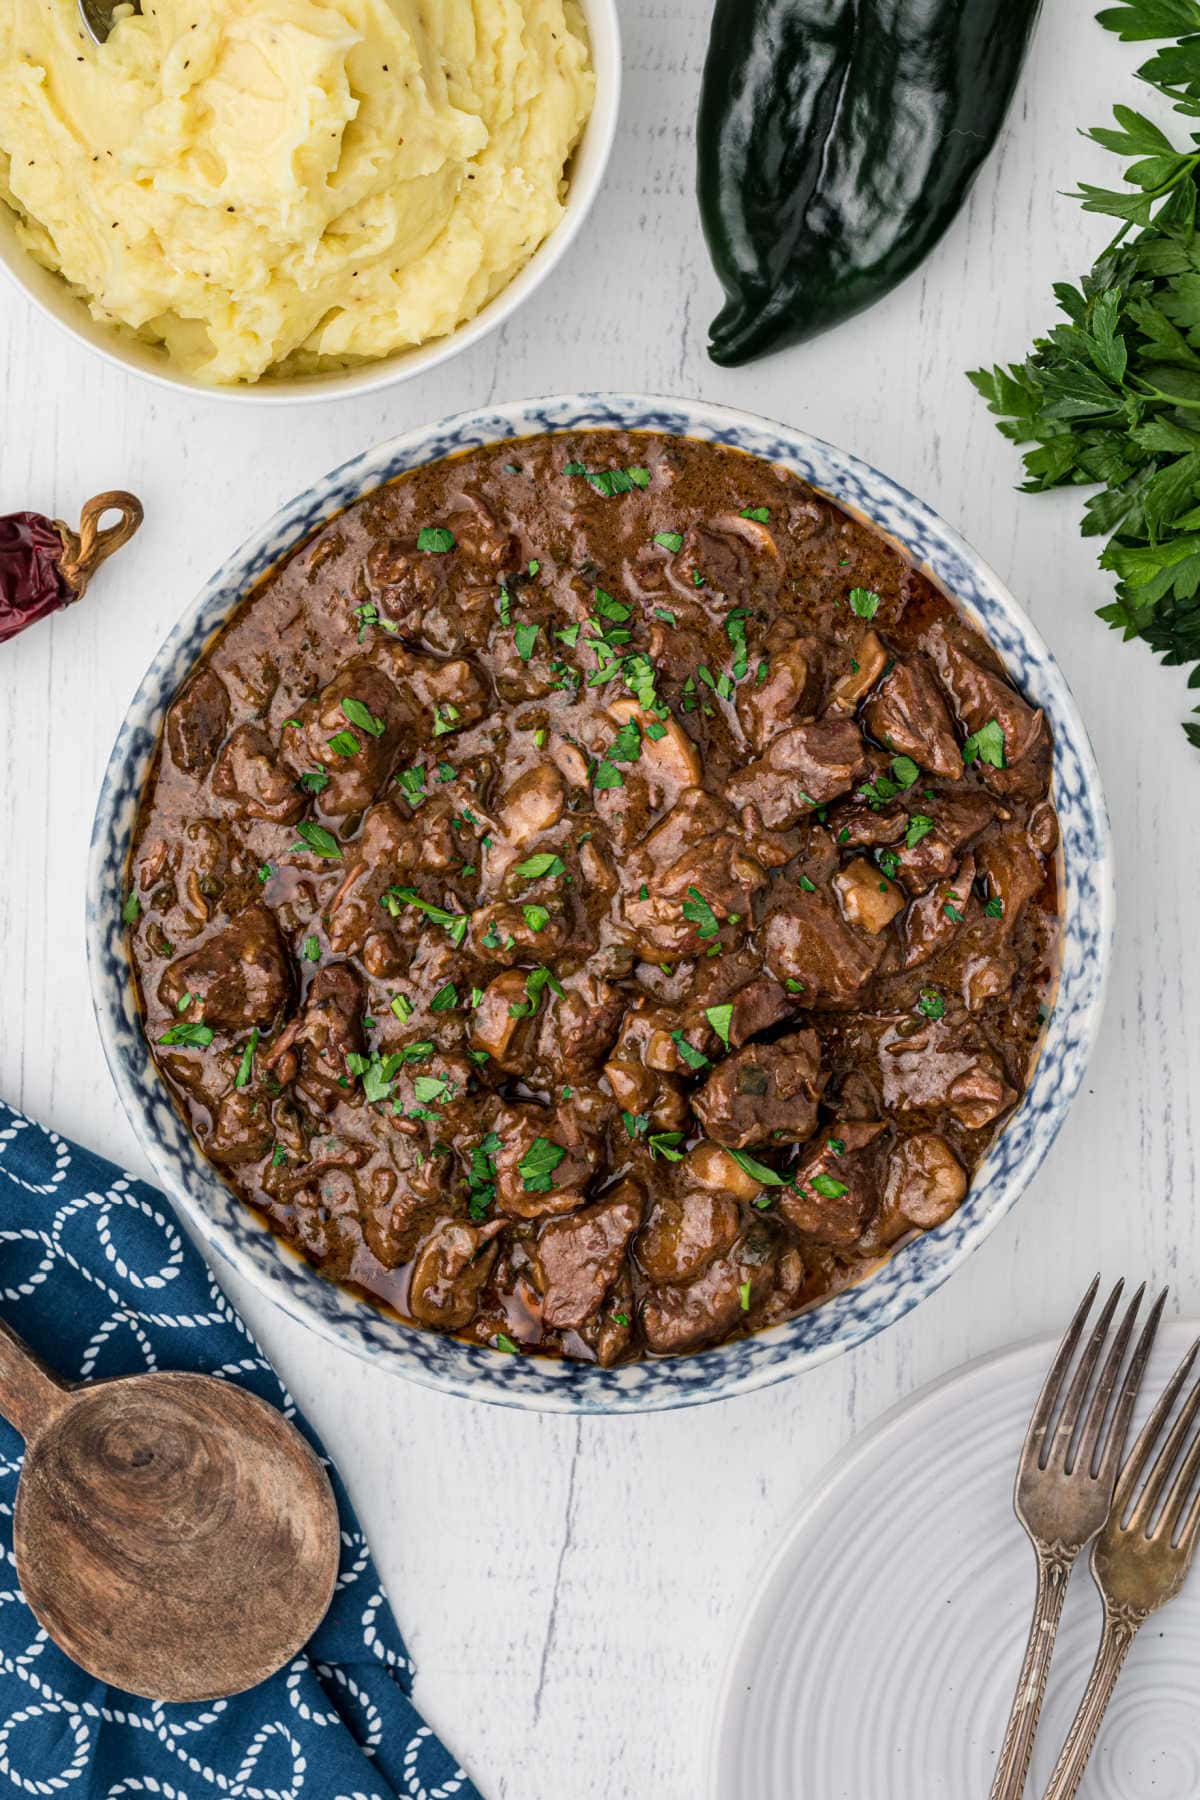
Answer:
[{"left": 0, "top": 1318, "right": 71, "bottom": 1442}]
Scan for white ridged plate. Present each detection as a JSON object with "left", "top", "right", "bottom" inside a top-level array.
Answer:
[{"left": 711, "top": 1322, "right": 1200, "bottom": 1799}]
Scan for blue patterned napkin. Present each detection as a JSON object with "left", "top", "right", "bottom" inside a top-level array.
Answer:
[{"left": 0, "top": 1099, "right": 485, "bottom": 1800}]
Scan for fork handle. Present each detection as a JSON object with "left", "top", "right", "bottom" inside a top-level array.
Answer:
[
  {"left": 1040, "top": 1604, "right": 1143, "bottom": 1800},
  {"left": 988, "top": 1545, "right": 1074, "bottom": 1800}
]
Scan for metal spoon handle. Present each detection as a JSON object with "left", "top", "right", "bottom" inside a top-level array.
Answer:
[
  {"left": 1040, "top": 1605, "right": 1142, "bottom": 1800},
  {"left": 0, "top": 1318, "right": 70, "bottom": 1442}
]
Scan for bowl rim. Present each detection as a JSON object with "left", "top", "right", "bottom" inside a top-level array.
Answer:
[
  {"left": 86, "top": 391, "right": 1115, "bottom": 1412},
  {"left": 0, "top": 0, "right": 621, "bottom": 406}
]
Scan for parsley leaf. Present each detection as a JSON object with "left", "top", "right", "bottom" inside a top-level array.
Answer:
[
  {"left": 654, "top": 531, "right": 684, "bottom": 552},
  {"left": 291, "top": 821, "right": 342, "bottom": 859},
  {"left": 962, "top": 719, "right": 1007, "bottom": 768},
  {"left": 342, "top": 696, "right": 386, "bottom": 737},
  {"left": 705, "top": 1002, "right": 734, "bottom": 1047},
  {"left": 514, "top": 622, "right": 540, "bottom": 661},
  {"left": 519, "top": 1135, "right": 567, "bottom": 1192},
  {"left": 158, "top": 1022, "right": 213, "bottom": 1048},
  {"left": 727, "top": 1147, "right": 786, "bottom": 1186},
  {"left": 917, "top": 986, "right": 946, "bottom": 1020},
  {"left": 522, "top": 903, "right": 551, "bottom": 932},
  {"left": 648, "top": 1131, "right": 685, "bottom": 1161},
  {"left": 670, "top": 1029, "right": 710, "bottom": 1070},
  {"left": 849, "top": 587, "right": 881, "bottom": 619},
  {"left": 682, "top": 886, "right": 721, "bottom": 940},
  {"left": 906, "top": 812, "right": 935, "bottom": 848},
  {"left": 234, "top": 1027, "right": 259, "bottom": 1090},
  {"left": 514, "top": 852, "right": 566, "bottom": 881},
  {"left": 417, "top": 526, "right": 455, "bottom": 553}
]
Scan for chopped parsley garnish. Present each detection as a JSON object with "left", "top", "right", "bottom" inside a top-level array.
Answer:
[
  {"left": 381, "top": 885, "right": 469, "bottom": 947},
  {"left": 705, "top": 1003, "right": 734, "bottom": 1048},
  {"left": 391, "top": 993, "right": 413, "bottom": 1020},
  {"left": 917, "top": 986, "right": 946, "bottom": 1021},
  {"left": 234, "top": 1027, "right": 259, "bottom": 1090},
  {"left": 785, "top": 978, "right": 806, "bottom": 993},
  {"left": 811, "top": 1173, "right": 849, "bottom": 1199},
  {"left": 514, "top": 852, "right": 566, "bottom": 881},
  {"left": 396, "top": 765, "right": 426, "bottom": 806},
  {"left": 609, "top": 717, "right": 643, "bottom": 762},
  {"left": 328, "top": 729, "right": 360, "bottom": 758},
  {"left": 351, "top": 600, "right": 397, "bottom": 641},
  {"left": 431, "top": 702, "right": 461, "bottom": 738},
  {"left": 494, "top": 1332, "right": 521, "bottom": 1354},
  {"left": 121, "top": 891, "right": 140, "bottom": 924},
  {"left": 523, "top": 904, "right": 551, "bottom": 932},
  {"left": 417, "top": 526, "right": 455, "bottom": 553},
  {"left": 985, "top": 895, "right": 1005, "bottom": 919},
  {"left": 891, "top": 755, "right": 920, "bottom": 788},
  {"left": 413, "top": 1073, "right": 451, "bottom": 1105},
  {"left": 962, "top": 718, "right": 1007, "bottom": 768},
  {"left": 158, "top": 1022, "right": 213, "bottom": 1048},
  {"left": 683, "top": 886, "right": 721, "bottom": 940},
  {"left": 648, "top": 1131, "right": 685, "bottom": 1161},
  {"left": 302, "top": 935, "right": 321, "bottom": 963},
  {"left": 740, "top": 506, "right": 770, "bottom": 523},
  {"left": 566, "top": 464, "right": 651, "bottom": 497},
  {"left": 875, "top": 847, "right": 901, "bottom": 880},
  {"left": 726, "top": 609, "right": 750, "bottom": 680},
  {"left": 728, "top": 1147, "right": 785, "bottom": 1186},
  {"left": 508, "top": 965, "right": 566, "bottom": 1019},
  {"left": 654, "top": 531, "right": 683, "bottom": 553},
  {"left": 622, "top": 1110, "right": 650, "bottom": 1140},
  {"left": 849, "top": 587, "right": 881, "bottom": 619},
  {"left": 798, "top": 875, "right": 817, "bottom": 893},
  {"left": 670, "top": 1029, "right": 709, "bottom": 1071},
  {"left": 943, "top": 899, "right": 965, "bottom": 923},
  {"left": 257, "top": 863, "right": 274, "bottom": 884},
  {"left": 291, "top": 822, "right": 341, "bottom": 859},
  {"left": 430, "top": 981, "right": 458, "bottom": 1012},
  {"left": 654, "top": 606, "right": 678, "bottom": 625},
  {"left": 519, "top": 1135, "right": 567, "bottom": 1192},
  {"left": 299, "top": 768, "right": 330, "bottom": 794},
  {"left": 611, "top": 1311, "right": 630, "bottom": 1327},
  {"left": 342, "top": 697, "right": 385, "bottom": 737},
  {"left": 906, "top": 813, "right": 935, "bottom": 848},
  {"left": 738, "top": 1279, "right": 752, "bottom": 1311},
  {"left": 593, "top": 586, "right": 633, "bottom": 623},
  {"left": 467, "top": 1131, "right": 502, "bottom": 1219},
  {"left": 827, "top": 1137, "right": 846, "bottom": 1155},
  {"left": 271, "top": 1145, "right": 287, "bottom": 1167},
  {"left": 514, "top": 622, "right": 540, "bottom": 662},
  {"left": 557, "top": 621, "right": 581, "bottom": 648}
]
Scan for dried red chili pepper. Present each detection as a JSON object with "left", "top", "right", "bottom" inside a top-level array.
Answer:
[{"left": 0, "top": 491, "right": 142, "bottom": 644}]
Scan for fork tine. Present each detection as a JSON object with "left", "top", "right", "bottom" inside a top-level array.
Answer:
[
  {"left": 1157, "top": 1375, "right": 1200, "bottom": 1543},
  {"left": 1114, "top": 1337, "right": 1200, "bottom": 1522},
  {"left": 1094, "top": 1287, "right": 1167, "bottom": 1491},
  {"left": 1127, "top": 1352, "right": 1200, "bottom": 1536},
  {"left": 1047, "top": 1278, "right": 1124, "bottom": 1470},
  {"left": 1021, "top": 1273, "right": 1100, "bottom": 1465},
  {"left": 1075, "top": 1282, "right": 1147, "bottom": 1478}
]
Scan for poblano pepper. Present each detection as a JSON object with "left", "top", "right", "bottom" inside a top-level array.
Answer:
[{"left": 698, "top": 0, "right": 1042, "bottom": 365}]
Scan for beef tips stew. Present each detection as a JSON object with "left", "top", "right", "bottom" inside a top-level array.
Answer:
[{"left": 127, "top": 431, "right": 1061, "bottom": 1362}]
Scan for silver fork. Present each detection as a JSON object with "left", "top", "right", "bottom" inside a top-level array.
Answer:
[
  {"left": 987, "top": 1277, "right": 1164, "bottom": 1800},
  {"left": 1040, "top": 1332, "right": 1200, "bottom": 1799}
]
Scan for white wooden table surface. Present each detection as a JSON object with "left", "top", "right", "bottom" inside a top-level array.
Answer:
[{"left": 3, "top": 4, "right": 1198, "bottom": 1795}]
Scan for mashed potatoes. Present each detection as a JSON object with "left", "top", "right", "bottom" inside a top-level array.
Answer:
[{"left": 0, "top": 0, "right": 593, "bottom": 383}]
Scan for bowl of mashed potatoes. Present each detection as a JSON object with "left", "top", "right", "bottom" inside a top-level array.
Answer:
[{"left": 0, "top": 0, "right": 616, "bottom": 399}]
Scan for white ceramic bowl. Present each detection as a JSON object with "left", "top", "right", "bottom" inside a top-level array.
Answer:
[
  {"left": 87, "top": 394, "right": 1114, "bottom": 1411},
  {"left": 0, "top": 1, "right": 620, "bottom": 405}
]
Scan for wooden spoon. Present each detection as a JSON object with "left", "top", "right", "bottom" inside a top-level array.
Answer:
[{"left": 0, "top": 1317, "right": 340, "bottom": 1702}]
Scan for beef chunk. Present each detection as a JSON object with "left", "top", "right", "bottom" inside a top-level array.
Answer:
[
  {"left": 693, "top": 1030, "right": 824, "bottom": 1149},
  {"left": 167, "top": 668, "right": 230, "bottom": 775},
  {"left": 206, "top": 1087, "right": 275, "bottom": 1166},
  {"left": 641, "top": 1250, "right": 770, "bottom": 1355},
  {"left": 900, "top": 854, "right": 976, "bottom": 969},
  {"left": 534, "top": 1183, "right": 642, "bottom": 1329},
  {"left": 779, "top": 1121, "right": 888, "bottom": 1245},
  {"left": 493, "top": 1104, "right": 601, "bottom": 1219},
  {"left": 864, "top": 660, "right": 962, "bottom": 778},
  {"left": 728, "top": 718, "right": 869, "bottom": 828},
  {"left": 636, "top": 1189, "right": 741, "bottom": 1284},
  {"left": 976, "top": 827, "right": 1045, "bottom": 934},
  {"left": 159, "top": 905, "right": 290, "bottom": 1030},
  {"left": 726, "top": 975, "right": 796, "bottom": 1048},
  {"left": 762, "top": 884, "right": 886, "bottom": 1006},
  {"left": 265, "top": 962, "right": 364, "bottom": 1108},
  {"left": 621, "top": 792, "right": 768, "bottom": 958},
  {"left": 280, "top": 658, "right": 403, "bottom": 818},
  {"left": 923, "top": 622, "right": 1046, "bottom": 768},
  {"left": 536, "top": 974, "right": 626, "bottom": 1083},
  {"left": 212, "top": 725, "right": 305, "bottom": 824},
  {"left": 877, "top": 1017, "right": 1016, "bottom": 1129},
  {"left": 896, "top": 792, "right": 995, "bottom": 894}
]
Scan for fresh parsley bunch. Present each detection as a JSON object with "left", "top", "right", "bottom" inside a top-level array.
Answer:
[{"left": 969, "top": 0, "right": 1200, "bottom": 747}]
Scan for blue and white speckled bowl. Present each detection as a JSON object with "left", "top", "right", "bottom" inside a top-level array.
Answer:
[{"left": 86, "top": 395, "right": 1113, "bottom": 1413}]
